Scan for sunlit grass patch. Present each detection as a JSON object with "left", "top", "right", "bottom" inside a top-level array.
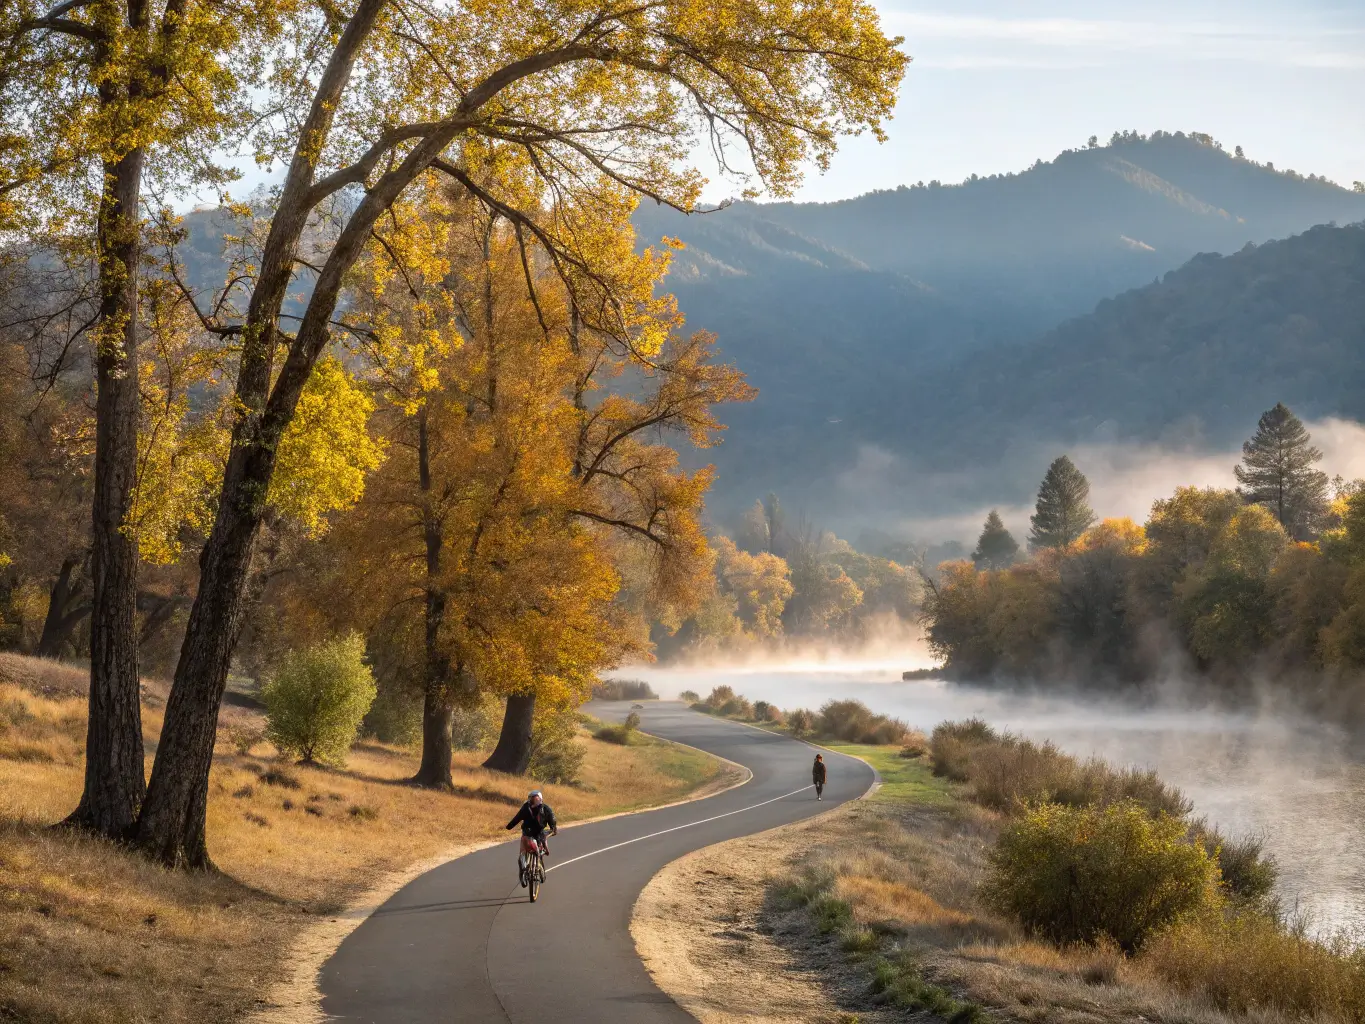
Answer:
[
  {"left": 821, "top": 741, "right": 954, "bottom": 805},
  {"left": 870, "top": 951, "right": 982, "bottom": 1023},
  {"left": 0, "top": 653, "right": 726, "bottom": 1023}
]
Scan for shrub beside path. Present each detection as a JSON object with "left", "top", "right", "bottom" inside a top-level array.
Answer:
[{"left": 0, "top": 655, "right": 730, "bottom": 1023}]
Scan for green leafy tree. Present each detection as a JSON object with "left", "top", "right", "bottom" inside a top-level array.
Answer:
[
  {"left": 262, "top": 634, "right": 378, "bottom": 767},
  {"left": 1029, "top": 456, "right": 1096, "bottom": 550},
  {"left": 972, "top": 510, "right": 1020, "bottom": 570},
  {"left": 1234, "top": 403, "right": 1329, "bottom": 540},
  {"left": 982, "top": 800, "right": 1221, "bottom": 952}
]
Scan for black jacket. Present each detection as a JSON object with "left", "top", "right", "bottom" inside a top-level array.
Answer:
[
  {"left": 506, "top": 801, "right": 558, "bottom": 836},
  {"left": 812, "top": 759, "right": 827, "bottom": 784}
]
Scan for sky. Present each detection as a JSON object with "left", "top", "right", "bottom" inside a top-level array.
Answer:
[
  {"left": 753, "top": 0, "right": 1365, "bottom": 203},
  {"left": 215, "top": 0, "right": 1365, "bottom": 208}
]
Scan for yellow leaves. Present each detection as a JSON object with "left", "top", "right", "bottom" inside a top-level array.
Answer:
[
  {"left": 1076, "top": 518, "right": 1147, "bottom": 556},
  {"left": 130, "top": 386, "right": 229, "bottom": 565},
  {"left": 713, "top": 536, "right": 792, "bottom": 638},
  {"left": 269, "top": 356, "right": 386, "bottom": 537}
]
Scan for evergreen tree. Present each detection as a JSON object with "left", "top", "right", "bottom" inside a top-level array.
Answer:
[
  {"left": 972, "top": 510, "right": 1020, "bottom": 570},
  {"left": 762, "top": 492, "right": 787, "bottom": 556},
  {"left": 1234, "top": 402, "right": 1329, "bottom": 540},
  {"left": 1029, "top": 456, "right": 1097, "bottom": 550}
]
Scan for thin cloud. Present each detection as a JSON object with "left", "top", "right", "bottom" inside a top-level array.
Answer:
[{"left": 887, "top": 11, "right": 1365, "bottom": 69}]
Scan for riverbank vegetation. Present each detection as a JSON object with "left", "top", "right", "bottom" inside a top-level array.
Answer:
[
  {"left": 923, "top": 404, "right": 1365, "bottom": 718},
  {"left": 687, "top": 684, "right": 923, "bottom": 748},
  {"left": 655, "top": 495, "right": 927, "bottom": 659},
  {"left": 759, "top": 717, "right": 1365, "bottom": 1024},
  {"left": 0, "top": 652, "right": 727, "bottom": 1022}
]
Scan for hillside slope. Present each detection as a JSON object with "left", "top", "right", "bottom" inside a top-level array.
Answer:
[
  {"left": 905, "top": 222, "right": 1365, "bottom": 465},
  {"left": 636, "top": 135, "right": 1365, "bottom": 521}
]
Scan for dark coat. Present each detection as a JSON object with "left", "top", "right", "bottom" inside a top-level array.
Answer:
[
  {"left": 812, "top": 758, "right": 827, "bottom": 784},
  {"left": 506, "top": 800, "right": 557, "bottom": 836}
]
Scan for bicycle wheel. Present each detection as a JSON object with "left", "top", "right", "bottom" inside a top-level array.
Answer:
[{"left": 528, "top": 854, "right": 540, "bottom": 902}]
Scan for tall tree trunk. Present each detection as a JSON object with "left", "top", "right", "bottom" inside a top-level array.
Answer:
[
  {"left": 483, "top": 693, "right": 535, "bottom": 775},
  {"left": 66, "top": 147, "right": 146, "bottom": 838},
  {"left": 414, "top": 689, "right": 455, "bottom": 789},
  {"left": 132, "top": 448, "right": 266, "bottom": 867},
  {"left": 36, "top": 554, "right": 90, "bottom": 658},
  {"left": 411, "top": 406, "right": 455, "bottom": 789}
]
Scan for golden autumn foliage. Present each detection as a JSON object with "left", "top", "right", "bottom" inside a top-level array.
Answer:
[
  {"left": 924, "top": 484, "right": 1365, "bottom": 691},
  {"left": 274, "top": 191, "right": 750, "bottom": 723}
]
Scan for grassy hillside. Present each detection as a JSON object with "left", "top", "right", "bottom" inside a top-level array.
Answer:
[{"left": 0, "top": 654, "right": 727, "bottom": 1023}]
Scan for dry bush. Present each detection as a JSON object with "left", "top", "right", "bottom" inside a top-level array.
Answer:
[
  {"left": 1189, "top": 820, "right": 1279, "bottom": 908},
  {"left": 1140, "top": 913, "right": 1365, "bottom": 1021},
  {"left": 930, "top": 718, "right": 997, "bottom": 780},
  {"left": 703, "top": 684, "right": 736, "bottom": 707},
  {"left": 982, "top": 800, "right": 1221, "bottom": 952},
  {"left": 718, "top": 696, "right": 753, "bottom": 719},
  {"left": 528, "top": 708, "right": 586, "bottom": 785},
  {"left": 968, "top": 737, "right": 1191, "bottom": 818},
  {"left": 817, "top": 698, "right": 912, "bottom": 745},
  {"left": 787, "top": 708, "right": 814, "bottom": 735},
  {"left": 592, "top": 678, "right": 658, "bottom": 701},
  {"left": 593, "top": 723, "right": 636, "bottom": 745},
  {"left": 900, "top": 730, "right": 929, "bottom": 758}
]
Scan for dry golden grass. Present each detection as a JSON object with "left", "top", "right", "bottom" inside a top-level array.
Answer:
[
  {"left": 836, "top": 875, "right": 974, "bottom": 928},
  {"left": 767, "top": 798, "right": 1327, "bottom": 1024},
  {"left": 0, "top": 656, "right": 726, "bottom": 1023},
  {"left": 1138, "top": 914, "right": 1365, "bottom": 1022}
]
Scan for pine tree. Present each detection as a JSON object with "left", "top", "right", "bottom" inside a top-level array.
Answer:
[
  {"left": 1234, "top": 402, "right": 1329, "bottom": 540},
  {"left": 762, "top": 493, "right": 787, "bottom": 556},
  {"left": 1029, "top": 456, "right": 1096, "bottom": 550},
  {"left": 972, "top": 510, "right": 1020, "bottom": 570}
]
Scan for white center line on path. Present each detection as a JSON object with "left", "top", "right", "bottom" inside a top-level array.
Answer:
[{"left": 546, "top": 784, "right": 815, "bottom": 873}]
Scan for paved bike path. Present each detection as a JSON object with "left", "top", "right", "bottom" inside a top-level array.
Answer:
[{"left": 319, "top": 702, "right": 874, "bottom": 1022}]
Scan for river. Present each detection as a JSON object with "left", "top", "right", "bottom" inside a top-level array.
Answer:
[{"left": 627, "top": 661, "right": 1365, "bottom": 936}]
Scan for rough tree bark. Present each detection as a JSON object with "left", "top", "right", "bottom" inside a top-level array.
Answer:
[
  {"left": 36, "top": 554, "right": 90, "bottom": 658},
  {"left": 133, "top": 0, "right": 406, "bottom": 866},
  {"left": 411, "top": 405, "right": 455, "bottom": 789},
  {"left": 66, "top": 145, "right": 146, "bottom": 837},
  {"left": 482, "top": 693, "right": 535, "bottom": 775},
  {"left": 133, "top": 0, "right": 621, "bottom": 864}
]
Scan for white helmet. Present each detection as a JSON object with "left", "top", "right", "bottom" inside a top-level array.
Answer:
[{"left": 528, "top": 790, "right": 543, "bottom": 802}]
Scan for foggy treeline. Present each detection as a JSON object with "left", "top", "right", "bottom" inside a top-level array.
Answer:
[
  {"left": 653, "top": 494, "right": 925, "bottom": 660},
  {"left": 924, "top": 403, "right": 1365, "bottom": 713}
]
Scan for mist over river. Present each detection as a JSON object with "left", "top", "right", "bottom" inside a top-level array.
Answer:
[{"left": 628, "top": 661, "right": 1365, "bottom": 936}]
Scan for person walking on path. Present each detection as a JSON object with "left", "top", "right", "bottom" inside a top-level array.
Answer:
[{"left": 812, "top": 754, "right": 827, "bottom": 799}]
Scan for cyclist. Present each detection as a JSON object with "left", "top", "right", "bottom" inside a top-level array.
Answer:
[
  {"left": 506, "top": 789, "right": 558, "bottom": 862},
  {"left": 812, "top": 754, "right": 827, "bottom": 799}
]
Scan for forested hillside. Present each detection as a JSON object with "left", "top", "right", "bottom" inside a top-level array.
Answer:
[
  {"left": 904, "top": 223, "right": 1365, "bottom": 467},
  {"left": 633, "top": 134, "right": 1365, "bottom": 523}
]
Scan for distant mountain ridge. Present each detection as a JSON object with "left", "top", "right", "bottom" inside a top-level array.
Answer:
[{"left": 633, "top": 132, "right": 1365, "bottom": 524}]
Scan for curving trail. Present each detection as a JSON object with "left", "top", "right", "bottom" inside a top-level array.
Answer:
[{"left": 319, "top": 702, "right": 875, "bottom": 1022}]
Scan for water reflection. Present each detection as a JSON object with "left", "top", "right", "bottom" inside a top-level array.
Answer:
[{"left": 632, "top": 664, "right": 1365, "bottom": 934}]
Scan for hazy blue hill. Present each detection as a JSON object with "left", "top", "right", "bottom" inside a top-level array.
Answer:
[
  {"left": 645, "top": 133, "right": 1365, "bottom": 340},
  {"left": 904, "top": 222, "right": 1365, "bottom": 465},
  {"left": 634, "top": 135, "right": 1365, "bottom": 522}
]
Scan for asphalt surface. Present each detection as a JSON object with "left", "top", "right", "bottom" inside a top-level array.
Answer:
[{"left": 319, "top": 702, "right": 875, "bottom": 1023}]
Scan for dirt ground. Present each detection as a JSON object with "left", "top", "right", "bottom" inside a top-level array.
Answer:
[
  {"left": 634, "top": 790, "right": 1279, "bottom": 1024},
  {"left": 0, "top": 655, "right": 735, "bottom": 1024},
  {"left": 633, "top": 810, "right": 904, "bottom": 1024}
]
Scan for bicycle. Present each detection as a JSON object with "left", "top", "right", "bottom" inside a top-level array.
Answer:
[{"left": 518, "top": 832, "right": 550, "bottom": 902}]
